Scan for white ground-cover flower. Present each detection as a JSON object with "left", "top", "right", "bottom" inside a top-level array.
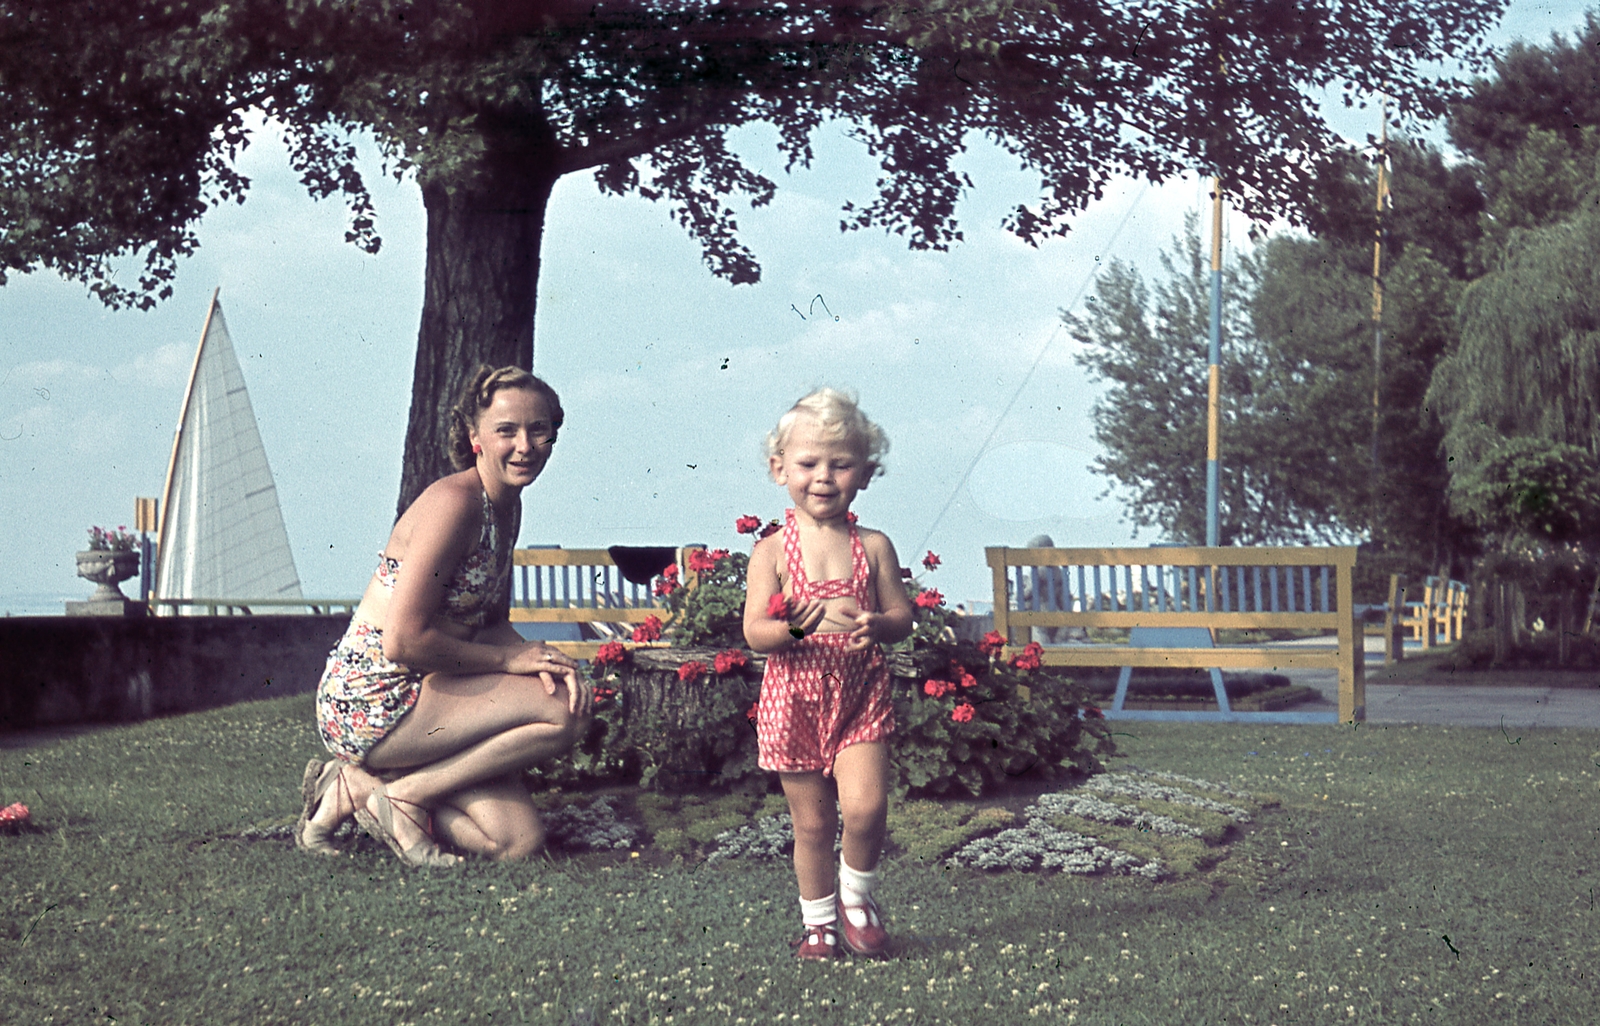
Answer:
[
  {"left": 705, "top": 814, "right": 795, "bottom": 863},
  {"left": 1031, "top": 792, "right": 1202, "bottom": 838},
  {"left": 1085, "top": 772, "right": 1253, "bottom": 822},
  {"left": 543, "top": 795, "right": 639, "bottom": 851}
]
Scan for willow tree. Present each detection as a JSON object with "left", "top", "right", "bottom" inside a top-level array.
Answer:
[{"left": 0, "top": 0, "right": 1507, "bottom": 510}]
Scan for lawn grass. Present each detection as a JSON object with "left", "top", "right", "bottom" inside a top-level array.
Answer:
[{"left": 3, "top": 695, "right": 1598, "bottom": 1024}]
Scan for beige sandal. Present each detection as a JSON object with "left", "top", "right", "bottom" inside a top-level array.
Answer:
[
  {"left": 295, "top": 759, "right": 348, "bottom": 857},
  {"left": 354, "top": 782, "right": 459, "bottom": 868}
]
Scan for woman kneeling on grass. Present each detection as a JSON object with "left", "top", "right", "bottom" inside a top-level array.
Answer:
[{"left": 295, "top": 365, "right": 592, "bottom": 867}]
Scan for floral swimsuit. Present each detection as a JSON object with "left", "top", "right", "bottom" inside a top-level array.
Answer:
[
  {"left": 755, "top": 508, "right": 895, "bottom": 777},
  {"left": 316, "top": 488, "right": 515, "bottom": 764}
]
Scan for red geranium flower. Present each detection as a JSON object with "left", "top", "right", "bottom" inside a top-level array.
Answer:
[
  {"left": 978, "top": 631, "right": 1007, "bottom": 658},
  {"left": 951, "top": 702, "right": 975, "bottom": 724},
  {"left": 766, "top": 593, "right": 790, "bottom": 620},
  {"left": 631, "top": 615, "right": 663, "bottom": 643},
  {"left": 735, "top": 514, "right": 763, "bottom": 534},
  {"left": 1011, "top": 641, "right": 1044, "bottom": 672},
  {"left": 914, "top": 588, "right": 944, "bottom": 609},
  {"left": 653, "top": 563, "right": 680, "bottom": 597},
  {"left": 688, "top": 548, "right": 729, "bottom": 573},
  {"left": 758, "top": 519, "right": 782, "bottom": 540},
  {"left": 1084, "top": 705, "right": 1105, "bottom": 719},
  {"left": 593, "top": 686, "right": 617, "bottom": 708},
  {"left": 923, "top": 679, "right": 955, "bottom": 699},
  {"left": 948, "top": 661, "right": 978, "bottom": 689},
  {"left": 922, "top": 550, "right": 941, "bottom": 571},
  {"left": 677, "top": 660, "right": 706, "bottom": 682},
  {"left": 713, "top": 649, "right": 748, "bottom": 675},
  {"left": 594, "top": 641, "right": 627, "bottom": 666}
]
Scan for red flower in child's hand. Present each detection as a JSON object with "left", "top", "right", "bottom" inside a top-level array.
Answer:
[
  {"left": 758, "top": 519, "right": 782, "bottom": 540},
  {"left": 631, "top": 615, "right": 663, "bottom": 643},
  {"left": 914, "top": 588, "right": 944, "bottom": 609},
  {"left": 923, "top": 679, "right": 955, "bottom": 699},
  {"left": 766, "top": 593, "right": 790, "bottom": 620},
  {"left": 978, "top": 631, "right": 1007, "bottom": 658},
  {"left": 951, "top": 702, "right": 975, "bottom": 724},
  {"left": 1011, "top": 641, "right": 1044, "bottom": 672},
  {"left": 677, "top": 660, "right": 707, "bottom": 682},
  {"left": 735, "top": 514, "right": 763, "bottom": 534},
  {"left": 747, "top": 702, "right": 760, "bottom": 722},
  {"left": 594, "top": 641, "right": 627, "bottom": 666},
  {"left": 713, "top": 649, "right": 748, "bottom": 675},
  {"left": 922, "top": 550, "right": 941, "bottom": 571}
]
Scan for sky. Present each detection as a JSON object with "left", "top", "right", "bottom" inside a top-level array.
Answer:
[{"left": 1, "top": 2, "right": 1593, "bottom": 616}]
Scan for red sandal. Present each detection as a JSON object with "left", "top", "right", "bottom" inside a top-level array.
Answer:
[
  {"left": 353, "top": 782, "right": 459, "bottom": 868},
  {"left": 838, "top": 896, "right": 889, "bottom": 957},
  {"left": 792, "top": 922, "right": 840, "bottom": 960}
]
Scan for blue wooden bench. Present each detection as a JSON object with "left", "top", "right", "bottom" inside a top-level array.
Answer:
[{"left": 987, "top": 545, "right": 1364, "bottom": 723}]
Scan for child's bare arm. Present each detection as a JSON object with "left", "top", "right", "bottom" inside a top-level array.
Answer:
[
  {"left": 743, "top": 535, "right": 824, "bottom": 652},
  {"left": 843, "top": 531, "right": 915, "bottom": 651}
]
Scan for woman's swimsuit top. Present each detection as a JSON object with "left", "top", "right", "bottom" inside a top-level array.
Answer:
[
  {"left": 372, "top": 488, "right": 514, "bottom": 630},
  {"left": 782, "top": 507, "right": 874, "bottom": 612}
]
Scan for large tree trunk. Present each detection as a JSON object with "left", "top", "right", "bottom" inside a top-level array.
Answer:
[{"left": 397, "top": 130, "right": 563, "bottom": 516}]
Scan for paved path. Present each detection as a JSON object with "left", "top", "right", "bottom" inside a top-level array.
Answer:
[{"left": 1270, "top": 635, "right": 1600, "bottom": 729}]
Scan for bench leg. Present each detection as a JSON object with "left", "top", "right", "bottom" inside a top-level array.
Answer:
[
  {"left": 1209, "top": 667, "right": 1231, "bottom": 714},
  {"left": 1112, "top": 667, "right": 1132, "bottom": 713}
]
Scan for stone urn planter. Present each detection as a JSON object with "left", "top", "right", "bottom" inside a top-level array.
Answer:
[{"left": 75, "top": 549, "right": 141, "bottom": 603}]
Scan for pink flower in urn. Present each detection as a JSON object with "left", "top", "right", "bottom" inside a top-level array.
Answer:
[
  {"left": 677, "top": 660, "right": 707, "bottom": 682},
  {"left": 950, "top": 702, "right": 975, "bottom": 724},
  {"left": 713, "top": 649, "right": 748, "bottom": 675},
  {"left": 978, "top": 631, "right": 1007, "bottom": 658},
  {"left": 594, "top": 641, "right": 627, "bottom": 666},
  {"left": 923, "top": 679, "right": 955, "bottom": 699},
  {"left": 631, "top": 615, "right": 663, "bottom": 643}
]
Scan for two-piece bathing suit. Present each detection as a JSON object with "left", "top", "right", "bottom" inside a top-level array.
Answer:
[
  {"left": 755, "top": 508, "right": 896, "bottom": 776},
  {"left": 315, "top": 489, "right": 514, "bottom": 764}
]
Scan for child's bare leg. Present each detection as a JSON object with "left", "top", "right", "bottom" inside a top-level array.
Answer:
[
  {"left": 832, "top": 742, "right": 890, "bottom": 872},
  {"left": 780, "top": 771, "right": 839, "bottom": 899}
]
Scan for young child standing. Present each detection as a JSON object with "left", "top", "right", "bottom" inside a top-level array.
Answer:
[{"left": 743, "top": 388, "right": 914, "bottom": 959}]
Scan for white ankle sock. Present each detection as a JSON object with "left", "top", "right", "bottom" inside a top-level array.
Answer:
[
  {"left": 800, "top": 893, "right": 837, "bottom": 927},
  {"left": 839, "top": 860, "right": 879, "bottom": 908}
]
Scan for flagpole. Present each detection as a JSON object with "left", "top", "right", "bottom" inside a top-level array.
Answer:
[
  {"left": 1370, "top": 109, "right": 1388, "bottom": 479},
  {"left": 1206, "top": 176, "right": 1224, "bottom": 548}
]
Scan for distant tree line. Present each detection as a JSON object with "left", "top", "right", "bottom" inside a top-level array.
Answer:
[{"left": 1072, "top": 14, "right": 1600, "bottom": 646}]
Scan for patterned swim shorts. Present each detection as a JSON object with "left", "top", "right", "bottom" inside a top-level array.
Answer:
[
  {"left": 316, "top": 619, "right": 422, "bottom": 765},
  {"left": 755, "top": 631, "right": 894, "bottom": 777}
]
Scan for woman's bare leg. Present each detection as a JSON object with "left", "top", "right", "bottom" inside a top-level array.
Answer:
[
  {"left": 304, "top": 762, "right": 383, "bottom": 838},
  {"left": 433, "top": 775, "right": 544, "bottom": 861},
  {"left": 361, "top": 670, "right": 589, "bottom": 855},
  {"left": 832, "top": 742, "right": 890, "bottom": 873},
  {"left": 781, "top": 771, "right": 840, "bottom": 900}
]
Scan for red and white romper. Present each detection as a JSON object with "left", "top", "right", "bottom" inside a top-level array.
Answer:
[{"left": 755, "top": 508, "right": 895, "bottom": 776}]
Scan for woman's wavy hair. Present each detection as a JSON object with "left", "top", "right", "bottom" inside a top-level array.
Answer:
[{"left": 446, "top": 365, "right": 565, "bottom": 470}]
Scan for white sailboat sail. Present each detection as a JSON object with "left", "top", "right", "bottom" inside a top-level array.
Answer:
[{"left": 153, "top": 289, "right": 303, "bottom": 612}]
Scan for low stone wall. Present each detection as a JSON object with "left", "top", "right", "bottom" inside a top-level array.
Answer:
[{"left": 1, "top": 615, "right": 350, "bottom": 730}]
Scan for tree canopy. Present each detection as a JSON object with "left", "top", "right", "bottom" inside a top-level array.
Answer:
[{"left": 0, "top": 0, "right": 1509, "bottom": 509}]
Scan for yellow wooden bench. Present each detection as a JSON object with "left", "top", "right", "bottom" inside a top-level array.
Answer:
[
  {"left": 987, "top": 545, "right": 1364, "bottom": 723},
  {"left": 508, "top": 546, "right": 704, "bottom": 660}
]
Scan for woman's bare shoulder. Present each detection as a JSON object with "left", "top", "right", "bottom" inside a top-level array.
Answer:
[{"left": 390, "top": 470, "right": 483, "bottom": 552}]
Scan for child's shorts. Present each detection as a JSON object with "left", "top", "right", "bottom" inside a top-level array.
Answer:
[{"left": 756, "top": 631, "right": 894, "bottom": 776}]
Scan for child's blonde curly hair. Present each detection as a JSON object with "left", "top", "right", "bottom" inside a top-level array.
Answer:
[{"left": 765, "top": 388, "right": 889, "bottom": 477}]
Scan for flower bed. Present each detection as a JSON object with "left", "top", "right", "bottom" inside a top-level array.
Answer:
[{"left": 532, "top": 519, "right": 1118, "bottom": 798}]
